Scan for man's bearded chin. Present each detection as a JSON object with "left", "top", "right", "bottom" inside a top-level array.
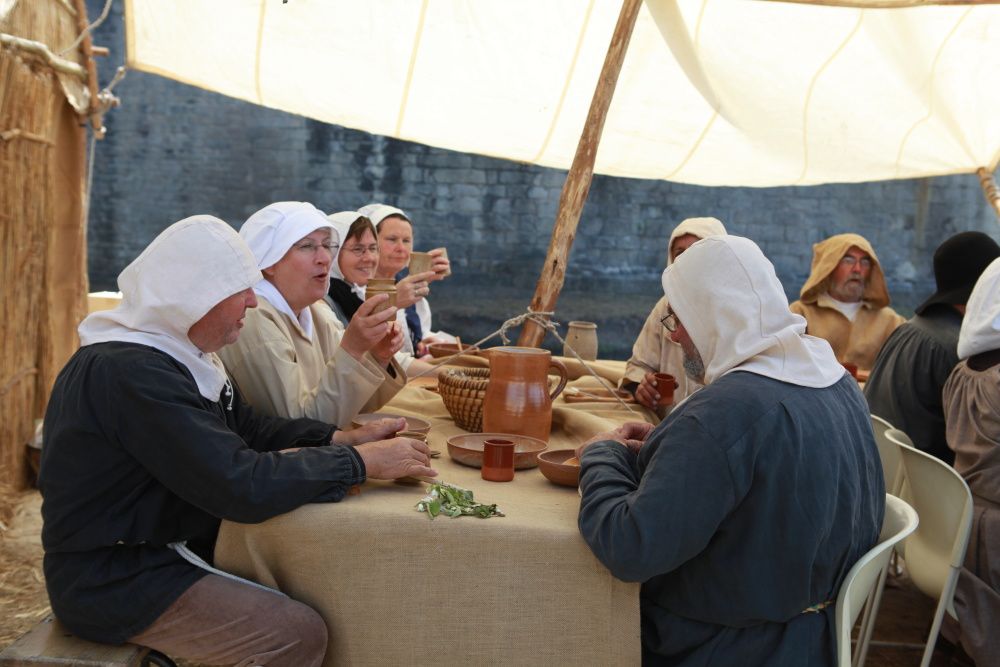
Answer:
[{"left": 682, "top": 350, "right": 706, "bottom": 384}]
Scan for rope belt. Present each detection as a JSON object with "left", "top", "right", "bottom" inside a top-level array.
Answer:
[{"left": 801, "top": 599, "right": 835, "bottom": 614}]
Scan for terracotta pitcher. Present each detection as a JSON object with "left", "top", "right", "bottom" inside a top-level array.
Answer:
[{"left": 483, "top": 347, "right": 568, "bottom": 442}]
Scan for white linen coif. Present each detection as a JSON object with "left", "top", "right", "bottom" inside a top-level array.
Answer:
[
  {"left": 957, "top": 257, "right": 1000, "bottom": 360},
  {"left": 327, "top": 210, "right": 369, "bottom": 301},
  {"left": 357, "top": 203, "right": 409, "bottom": 227},
  {"left": 78, "top": 216, "right": 262, "bottom": 401},
  {"left": 666, "top": 217, "right": 726, "bottom": 266},
  {"left": 240, "top": 201, "right": 334, "bottom": 339},
  {"left": 662, "top": 235, "right": 844, "bottom": 388}
]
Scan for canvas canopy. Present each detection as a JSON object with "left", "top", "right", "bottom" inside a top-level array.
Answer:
[{"left": 125, "top": 0, "right": 1000, "bottom": 187}]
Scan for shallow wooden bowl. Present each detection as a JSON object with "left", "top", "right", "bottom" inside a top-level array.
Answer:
[
  {"left": 537, "top": 449, "right": 581, "bottom": 488},
  {"left": 351, "top": 412, "right": 432, "bottom": 434},
  {"left": 446, "top": 433, "right": 547, "bottom": 470}
]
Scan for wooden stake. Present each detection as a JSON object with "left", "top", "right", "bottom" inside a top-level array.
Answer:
[
  {"left": 517, "top": 0, "right": 642, "bottom": 348},
  {"left": 71, "top": 0, "right": 103, "bottom": 135},
  {"left": 977, "top": 167, "right": 1000, "bottom": 222}
]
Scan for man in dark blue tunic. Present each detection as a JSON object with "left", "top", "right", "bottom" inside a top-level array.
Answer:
[
  {"left": 40, "top": 216, "right": 436, "bottom": 666},
  {"left": 577, "top": 235, "right": 884, "bottom": 666}
]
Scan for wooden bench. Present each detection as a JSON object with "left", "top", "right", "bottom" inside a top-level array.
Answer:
[{"left": 0, "top": 616, "right": 174, "bottom": 666}]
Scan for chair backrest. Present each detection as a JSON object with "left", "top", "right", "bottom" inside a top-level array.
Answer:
[
  {"left": 870, "top": 415, "right": 903, "bottom": 495},
  {"left": 835, "top": 494, "right": 919, "bottom": 667},
  {"left": 896, "top": 443, "right": 973, "bottom": 607}
]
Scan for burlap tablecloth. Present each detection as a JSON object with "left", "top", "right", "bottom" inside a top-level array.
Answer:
[{"left": 215, "top": 358, "right": 652, "bottom": 666}]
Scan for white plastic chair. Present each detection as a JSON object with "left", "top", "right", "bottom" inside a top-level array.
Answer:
[
  {"left": 836, "top": 494, "right": 919, "bottom": 667},
  {"left": 852, "top": 427, "right": 916, "bottom": 667},
  {"left": 896, "top": 442, "right": 974, "bottom": 667}
]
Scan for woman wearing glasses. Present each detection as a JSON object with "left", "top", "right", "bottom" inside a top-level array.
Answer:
[{"left": 219, "top": 202, "right": 406, "bottom": 428}]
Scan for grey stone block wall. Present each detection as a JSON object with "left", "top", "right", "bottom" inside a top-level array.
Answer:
[{"left": 84, "top": 1, "right": 1000, "bottom": 359}]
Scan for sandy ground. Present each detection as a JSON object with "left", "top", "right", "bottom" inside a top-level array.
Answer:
[{"left": 0, "top": 490, "right": 966, "bottom": 665}]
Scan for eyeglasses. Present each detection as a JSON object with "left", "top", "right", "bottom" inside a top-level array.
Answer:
[
  {"left": 660, "top": 309, "right": 679, "bottom": 333},
  {"left": 292, "top": 240, "right": 339, "bottom": 255},
  {"left": 839, "top": 255, "right": 872, "bottom": 269},
  {"left": 343, "top": 244, "right": 379, "bottom": 258}
]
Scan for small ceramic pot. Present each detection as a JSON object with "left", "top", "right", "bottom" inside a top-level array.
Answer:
[
  {"left": 408, "top": 252, "right": 434, "bottom": 275},
  {"left": 365, "top": 279, "right": 397, "bottom": 313},
  {"left": 481, "top": 438, "right": 515, "bottom": 482},
  {"left": 653, "top": 372, "right": 677, "bottom": 406},
  {"left": 563, "top": 321, "right": 598, "bottom": 361}
]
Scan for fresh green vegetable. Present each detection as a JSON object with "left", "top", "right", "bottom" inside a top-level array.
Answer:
[{"left": 414, "top": 481, "right": 504, "bottom": 520}]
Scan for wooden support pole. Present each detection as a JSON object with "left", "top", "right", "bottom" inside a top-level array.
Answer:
[
  {"left": 517, "top": 0, "right": 642, "bottom": 348},
  {"left": 977, "top": 167, "right": 1000, "bottom": 222},
  {"left": 71, "top": 0, "right": 104, "bottom": 136}
]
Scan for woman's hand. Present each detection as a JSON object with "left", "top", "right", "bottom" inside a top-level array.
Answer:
[
  {"left": 395, "top": 270, "right": 437, "bottom": 308},
  {"left": 371, "top": 321, "right": 405, "bottom": 366},
  {"left": 340, "top": 296, "right": 397, "bottom": 361},
  {"left": 427, "top": 248, "right": 451, "bottom": 282},
  {"left": 355, "top": 437, "right": 438, "bottom": 480},
  {"left": 332, "top": 416, "right": 405, "bottom": 446}
]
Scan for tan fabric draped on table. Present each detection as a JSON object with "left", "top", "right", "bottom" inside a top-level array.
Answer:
[{"left": 215, "top": 357, "right": 652, "bottom": 666}]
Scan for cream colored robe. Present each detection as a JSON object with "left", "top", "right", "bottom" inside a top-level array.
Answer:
[
  {"left": 219, "top": 296, "right": 404, "bottom": 427},
  {"left": 789, "top": 233, "right": 904, "bottom": 371}
]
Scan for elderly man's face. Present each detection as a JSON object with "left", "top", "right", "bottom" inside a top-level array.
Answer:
[
  {"left": 188, "top": 287, "right": 258, "bottom": 353},
  {"left": 828, "top": 245, "right": 872, "bottom": 303},
  {"left": 668, "top": 315, "right": 705, "bottom": 383}
]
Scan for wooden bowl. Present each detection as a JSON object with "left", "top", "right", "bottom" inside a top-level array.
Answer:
[
  {"left": 537, "top": 449, "right": 580, "bottom": 488},
  {"left": 351, "top": 412, "right": 432, "bottom": 434},
  {"left": 427, "top": 342, "right": 478, "bottom": 359},
  {"left": 446, "top": 433, "right": 547, "bottom": 470}
]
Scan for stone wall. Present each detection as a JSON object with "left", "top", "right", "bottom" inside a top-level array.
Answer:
[{"left": 84, "top": 1, "right": 1000, "bottom": 358}]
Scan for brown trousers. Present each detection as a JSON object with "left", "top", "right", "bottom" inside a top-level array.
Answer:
[{"left": 128, "top": 574, "right": 327, "bottom": 667}]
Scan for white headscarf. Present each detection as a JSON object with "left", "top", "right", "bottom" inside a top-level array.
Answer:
[
  {"left": 327, "top": 210, "right": 369, "bottom": 301},
  {"left": 240, "top": 202, "right": 333, "bottom": 338},
  {"left": 79, "top": 216, "right": 261, "bottom": 400},
  {"left": 666, "top": 217, "right": 726, "bottom": 266},
  {"left": 358, "top": 203, "right": 409, "bottom": 227},
  {"left": 663, "top": 235, "right": 844, "bottom": 388},
  {"left": 957, "top": 257, "right": 1000, "bottom": 360}
]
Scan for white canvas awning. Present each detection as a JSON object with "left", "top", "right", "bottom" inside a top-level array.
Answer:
[{"left": 124, "top": 0, "right": 1000, "bottom": 187}]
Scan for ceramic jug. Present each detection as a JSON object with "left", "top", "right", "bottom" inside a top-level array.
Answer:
[
  {"left": 563, "top": 321, "right": 598, "bottom": 361},
  {"left": 483, "top": 347, "right": 568, "bottom": 442}
]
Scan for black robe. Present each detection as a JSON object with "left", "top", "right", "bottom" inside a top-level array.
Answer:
[
  {"left": 39, "top": 342, "right": 364, "bottom": 643},
  {"left": 578, "top": 372, "right": 885, "bottom": 666}
]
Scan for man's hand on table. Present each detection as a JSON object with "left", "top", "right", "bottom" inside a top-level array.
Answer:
[
  {"left": 576, "top": 421, "right": 654, "bottom": 458},
  {"left": 355, "top": 438, "right": 438, "bottom": 480},
  {"left": 332, "top": 417, "right": 405, "bottom": 446}
]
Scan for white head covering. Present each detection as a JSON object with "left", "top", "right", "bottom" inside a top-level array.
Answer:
[
  {"left": 240, "top": 202, "right": 333, "bottom": 337},
  {"left": 662, "top": 235, "right": 844, "bottom": 388},
  {"left": 357, "top": 203, "right": 409, "bottom": 227},
  {"left": 79, "top": 216, "right": 261, "bottom": 400},
  {"left": 957, "top": 257, "right": 1000, "bottom": 360},
  {"left": 666, "top": 217, "right": 727, "bottom": 266},
  {"left": 327, "top": 210, "right": 370, "bottom": 300}
]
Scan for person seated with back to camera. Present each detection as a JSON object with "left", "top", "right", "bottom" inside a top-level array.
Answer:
[{"left": 218, "top": 201, "right": 406, "bottom": 426}]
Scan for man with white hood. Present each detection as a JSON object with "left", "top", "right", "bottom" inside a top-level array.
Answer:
[
  {"left": 39, "top": 216, "right": 436, "bottom": 666},
  {"left": 941, "top": 256, "right": 1000, "bottom": 666},
  {"left": 577, "top": 236, "right": 884, "bottom": 665},
  {"left": 621, "top": 217, "right": 726, "bottom": 411}
]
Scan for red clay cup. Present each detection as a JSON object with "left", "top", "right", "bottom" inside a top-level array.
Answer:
[
  {"left": 481, "top": 438, "right": 515, "bottom": 482},
  {"left": 842, "top": 362, "right": 859, "bottom": 379},
  {"left": 653, "top": 373, "right": 677, "bottom": 406}
]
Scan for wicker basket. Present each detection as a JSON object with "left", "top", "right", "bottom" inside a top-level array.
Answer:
[{"left": 438, "top": 367, "right": 490, "bottom": 432}]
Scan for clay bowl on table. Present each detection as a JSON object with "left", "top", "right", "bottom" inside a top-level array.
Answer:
[
  {"left": 351, "top": 413, "right": 432, "bottom": 435},
  {"left": 446, "top": 433, "right": 547, "bottom": 470},
  {"left": 427, "top": 342, "right": 479, "bottom": 359},
  {"left": 537, "top": 449, "right": 581, "bottom": 488}
]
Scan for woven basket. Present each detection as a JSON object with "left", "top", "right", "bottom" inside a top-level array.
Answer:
[{"left": 438, "top": 367, "right": 490, "bottom": 432}]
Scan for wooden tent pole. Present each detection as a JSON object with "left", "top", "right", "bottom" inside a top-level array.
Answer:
[
  {"left": 977, "top": 167, "right": 1000, "bottom": 221},
  {"left": 71, "top": 0, "right": 103, "bottom": 135},
  {"left": 517, "top": 0, "right": 643, "bottom": 348}
]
